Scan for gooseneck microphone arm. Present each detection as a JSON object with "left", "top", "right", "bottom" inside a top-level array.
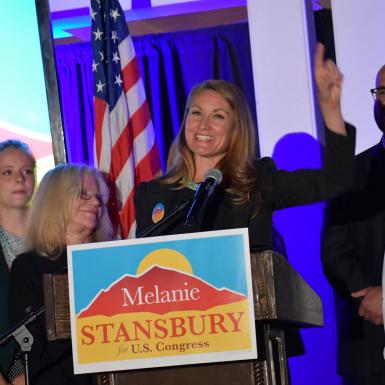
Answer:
[
  {"left": 137, "top": 169, "right": 223, "bottom": 238},
  {"left": 184, "top": 169, "right": 222, "bottom": 228}
]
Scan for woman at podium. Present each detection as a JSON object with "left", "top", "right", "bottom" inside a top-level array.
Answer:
[
  {"left": 134, "top": 44, "right": 356, "bottom": 247},
  {"left": 8, "top": 164, "right": 114, "bottom": 385}
]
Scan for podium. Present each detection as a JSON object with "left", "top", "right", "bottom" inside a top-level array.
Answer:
[{"left": 44, "top": 250, "right": 323, "bottom": 385}]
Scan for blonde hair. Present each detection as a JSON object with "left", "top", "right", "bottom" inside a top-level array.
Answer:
[
  {"left": 164, "top": 79, "right": 259, "bottom": 205},
  {"left": 0, "top": 139, "right": 36, "bottom": 166},
  {"left": 25, "top": 164, "right": 114, "bottom": 258}
]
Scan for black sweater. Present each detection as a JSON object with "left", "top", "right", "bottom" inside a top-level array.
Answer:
[{"left": 8, "top": 251, "right": 93, "bottom": 385}]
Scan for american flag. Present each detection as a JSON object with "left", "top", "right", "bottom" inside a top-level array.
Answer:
[{"left": 91, "top": 0, "right": 161, "bottom": 238}]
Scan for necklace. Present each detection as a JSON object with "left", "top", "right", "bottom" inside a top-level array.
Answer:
[{"left": 182, "top": 176, "right": 200, "bottom": 191}]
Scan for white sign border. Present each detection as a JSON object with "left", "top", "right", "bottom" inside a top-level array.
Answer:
[{"left": 67, "top": 228, "right": 257, "bottom": 374}]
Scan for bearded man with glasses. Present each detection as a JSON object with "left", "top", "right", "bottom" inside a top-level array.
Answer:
[{"left": 322, "top": 64, "right": 385, "bottom": 385}]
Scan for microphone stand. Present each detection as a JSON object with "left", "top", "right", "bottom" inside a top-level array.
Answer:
[
  {"left": 138, "top": 170, "right": 223, "bottom": 238},
  {"left": 137, "top": 199, "right": 193, "bottom": 238},
  {"left": 0, "top": 306, "right": 45, "bottom": 385}
]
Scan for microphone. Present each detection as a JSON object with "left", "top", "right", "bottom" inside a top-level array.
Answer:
[{"left": 184, "top": 168, "right": 222, "bottom": 228}]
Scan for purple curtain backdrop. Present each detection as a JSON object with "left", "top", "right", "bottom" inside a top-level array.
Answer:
[{"left": 54, "top": 22, "right": 258, "bottom": 170}]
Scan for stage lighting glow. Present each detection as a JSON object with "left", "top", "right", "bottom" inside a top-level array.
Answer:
[{"left": 0, "top": 1, "right": 55, "bottom": 181}]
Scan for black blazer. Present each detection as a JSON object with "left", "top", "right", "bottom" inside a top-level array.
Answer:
[
  {"left": 135, "top": 126, "right": 356, "bottom": 249},
  {"left": 0, "top": 245, "right": 14, "bottom": 377},
  {"left": 8, "top": 250, "right": 92, "bottom": 385},
  {"left": 322, "top": 141, "right": 385, "bottom": 376}
]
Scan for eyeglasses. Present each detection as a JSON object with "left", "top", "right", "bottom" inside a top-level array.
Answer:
[
  {"left": 80, "top": 189, "right": 107, "bottom": 204},
  {"left": 370, "top": 87, "right": 385, "bottom": 101}
]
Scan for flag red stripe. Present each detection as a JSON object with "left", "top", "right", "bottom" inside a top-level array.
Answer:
[
  {"left": 119, "top": 188, "right": 136, "bottom": 239},
  {"left": 130, "top": 102, "right": 151, "bottom": 138},
  {"left": 109, "top": 101, "right": 151, "bottom": 179},
  {"left": 122, "top": 58, "right": 141, "bottom": 94},
  {"left": 94, "top": 97, "right": 107, "bottom": 166},
  {"left": 135, "top": 145, "right": 161, "bottom": 184},
  {"left": 109, "top": 121, "right": 132, "bottom": 180}
]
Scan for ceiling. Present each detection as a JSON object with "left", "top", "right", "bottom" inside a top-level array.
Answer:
[{"left": 48, "top": 0, "right": 328, "bottom": 43}]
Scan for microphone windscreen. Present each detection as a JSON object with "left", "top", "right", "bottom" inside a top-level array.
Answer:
[{"left": 204, "top": 168, "right": 222, "bottom": 185}]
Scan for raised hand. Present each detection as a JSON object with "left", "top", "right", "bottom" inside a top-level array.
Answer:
[
  {"left": 314, "top": 43, "right": 343, "bottom": 108},
  {"left": 314, "top": 43, "right": 346, "bottom": 135}
]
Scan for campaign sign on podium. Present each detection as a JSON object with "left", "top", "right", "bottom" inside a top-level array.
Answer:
[{"left": 67, "top": 228, "right": 257, "bottom": 374}]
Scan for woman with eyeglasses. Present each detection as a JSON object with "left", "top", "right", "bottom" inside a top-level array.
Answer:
[
  {"left": 0, "top": 140, "right": 35, "bottom": 385},
  {"left": 8, "top": 164, "right": 114, "bottom": 385}
]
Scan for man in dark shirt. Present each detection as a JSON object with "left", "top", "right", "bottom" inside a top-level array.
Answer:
[{"left": 322, "top": 64, "right": 385, "bottom": 385}]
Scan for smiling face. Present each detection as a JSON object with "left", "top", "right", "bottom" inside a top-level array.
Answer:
[
  {"left": 68, "top": 172, "right": 103, "bottom": 235},
  {"left": 0, "top": 148, "right": 35, "bottom": 210},
  {"left": 184, "top": 89, "right": 234, "bottom": 172}
]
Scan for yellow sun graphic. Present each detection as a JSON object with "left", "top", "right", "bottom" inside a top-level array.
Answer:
[{"left": 136, "top": 249, "right": 193, "bottom": 275}]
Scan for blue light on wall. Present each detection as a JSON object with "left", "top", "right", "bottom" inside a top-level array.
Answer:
[{"left": 272, "top": 133, "right": 340, "bottom": 385}]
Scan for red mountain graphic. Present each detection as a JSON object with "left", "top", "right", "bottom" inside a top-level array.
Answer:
[{"left": 78, "top": 266, "right": 246, "bottom": 317}]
